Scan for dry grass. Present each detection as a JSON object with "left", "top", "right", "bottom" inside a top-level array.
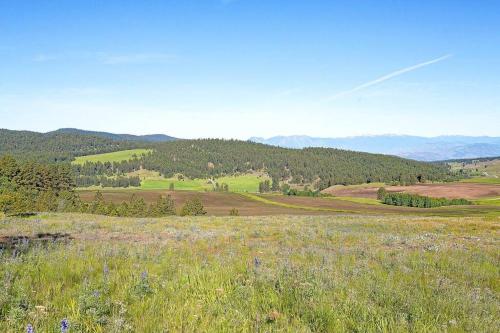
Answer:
[{"left": 0, "top": 213, "right": 498, "bottom": 332}]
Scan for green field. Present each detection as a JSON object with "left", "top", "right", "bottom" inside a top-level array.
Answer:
[
  {"left": 0, "top": 213, "right": 498, "bottom": 332},
  {"left": 141, "top": 178, "right": 209, "bottom": 191},
  {"left": 140, "top": 174, "right": 269, "bottom": 192},
  {"left": 215, "top": 174, "right": 269, "bottom": 192},
  {"left": 473, "top": 197, "right": 500, "bottom": 206},
  {"left": 460, "top": 177, "right": 500, "bottom": 184},
  {"left": 326, "top": 195, "right": 382, "bottom": 205},
  {"left": 73, "top": 149, "right": 152, "bottom": 164}
]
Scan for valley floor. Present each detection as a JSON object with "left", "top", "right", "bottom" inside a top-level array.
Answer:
[
  {"left": 1, "top": 213, "right": 499, "bottom": 332},
  {"left": 78, "top": 189, "right": 500, "bottom": 217}
]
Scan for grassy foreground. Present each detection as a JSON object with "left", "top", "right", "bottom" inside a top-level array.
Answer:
[{"left": 1, "top": 213, "right": 499, "bottom": 332}]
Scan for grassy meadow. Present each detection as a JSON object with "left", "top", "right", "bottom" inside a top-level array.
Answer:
[
  {"left": 1, "top": 213, "right": 499, "bottom": 332},
  {"left": 72, "top": 149, "right": 152, "bottom": 165},
  {"left": 460, "top": 177, "right": 500, "bottom": 185},
  {"left": 139, "top": 173, "right": 268, "bottom": 192}
]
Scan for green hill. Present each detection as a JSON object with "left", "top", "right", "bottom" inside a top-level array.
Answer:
[
  {"left": 142, "top": 139, "right": 452, "bottom": 188},
  {"left": 1, "top": 129, "right": 454, "bottom": 188},
  {"left": 0, "top": 129, "right": 143, "bottom": 162}
]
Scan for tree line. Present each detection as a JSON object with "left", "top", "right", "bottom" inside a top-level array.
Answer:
[
  {"left": 0, "top": 129, "right": 143, "bottom": 163},
  {"left": 141, "top": 139, "right": 454, "bottom": 189},
  {"left": 75, "top": 175, "right": 141, "bottom": 188},
  {"left": 1, "top": 129, "right": 458, "bottom": 189},
  {"left": 0, "top": 155, "right": 206, "bottom": 217},
  {"left": 376, "top": 187, "right": 472, "bottom": 208}
]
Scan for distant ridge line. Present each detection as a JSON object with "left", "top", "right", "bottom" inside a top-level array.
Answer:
[{"left": 51, "top": 128, "right": 177, "bottom": 142}]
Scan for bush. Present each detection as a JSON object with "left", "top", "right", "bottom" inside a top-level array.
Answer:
[
  {"left": 229, "top": 208, "right": 239, "bottom": 216},
  {"left": 149, "top": 195, "right": 176, "bottom": 216},
  {"left": 180, "top": 198, "right": 207, "bottom": 216},
  {"left": 377, "top": 187, "right": 387, "bottom": 200}
]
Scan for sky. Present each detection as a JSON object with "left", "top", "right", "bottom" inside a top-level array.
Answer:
[{"left": 1, "top": 0, "right": 499, "bottom": 139}]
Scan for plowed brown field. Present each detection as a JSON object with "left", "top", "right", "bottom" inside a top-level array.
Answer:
[{"left": 323, "top": 183, "right": 500, "bottom": 199}]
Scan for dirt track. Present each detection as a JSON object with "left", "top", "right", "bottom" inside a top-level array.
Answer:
[{"left": 323, "top": 183, "right": 500, "bottom": 199}]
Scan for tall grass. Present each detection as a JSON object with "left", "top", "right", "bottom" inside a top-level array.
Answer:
[{"left": 0, "top": 214, "right": 498, "bottom": 332}]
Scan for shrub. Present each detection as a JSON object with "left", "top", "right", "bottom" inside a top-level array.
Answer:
[
  {"left": 229, "top": 208, "right": 239, "bottom": 216},
  {"left": 377, "top": 187, "right": 387, "bottom": 200},
  {"left": 149, "top": 195, "right": 176, "bottom": 216},
  {"left": 180, "top": 198, "right": 207, "bottom": 216}
]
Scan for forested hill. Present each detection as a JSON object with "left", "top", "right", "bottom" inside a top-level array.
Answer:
[
  {"left": 51, "top": 128, "right": 177, "bottom": 142},
  {"left": 0, "top": 129, "right": 453, "bottom": 187},
  {"left": 141, "top": 139, "right": 452, "bottom": 188},
  {"left": 0, "top": 129, "right": 143, "bottom": 162}
]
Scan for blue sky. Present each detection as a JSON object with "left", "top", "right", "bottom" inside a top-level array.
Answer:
[{"left": 1, "top": 0, "right": 499, "bottom": 139}]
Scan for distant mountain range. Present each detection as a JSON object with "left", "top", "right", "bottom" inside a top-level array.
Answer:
[
  {"left": 249, "top": 135, "right": 500, "bottom": 161},
  {"left": 52, "top": 128, "right": 177, "bottom": 142}
]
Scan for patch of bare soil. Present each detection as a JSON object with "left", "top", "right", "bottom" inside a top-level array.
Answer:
[
  {"left": 323, "top": 183, "right": 500, "bottom": 199},
  {"left": 0, "top": 233, "right": 72, "bottom": 250}
]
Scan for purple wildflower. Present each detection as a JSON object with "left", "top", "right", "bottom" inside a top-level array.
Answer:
[
  {"left": 103, "top": 263, "right": 109, "bottom": 276},
  {"left": 141, "top": 271, "right": 148, "bottom": 280},
  {"left": 60, "top": 318, "right": 69, "bottom": 333},
  {"left": 27, "top": 324, "right": 34, "bottom": 333},
  {"left": 254, "top": 257, "right": 261, "bottom": 268}
]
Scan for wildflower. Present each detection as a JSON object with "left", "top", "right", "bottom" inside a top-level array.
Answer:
[
  {"left": 254, "top": 257, "right": 261, "bottom": 268},
  {"left": 60, "top": 318, "right": 69, "bottom": 333},
  {"left": 103, "top": 263, "right": 109, "bottom": 276},
  {"left": 141, "top": 271, "right": 148, "bottom": 280},
  {"left": 27, "top": 324, "right": 34, "bottom": 333}
]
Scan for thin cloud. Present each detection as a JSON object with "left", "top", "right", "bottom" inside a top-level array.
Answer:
[
  {"left": 33, "top": 54, "right": 59, "bottom": 62},
  {"left": 327, "top": 54, "right": 453, "bottom": 101}
]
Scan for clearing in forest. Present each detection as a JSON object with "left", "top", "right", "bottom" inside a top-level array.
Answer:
[{"left": 72, "top": 149, "right": 152, "bottom": 164}]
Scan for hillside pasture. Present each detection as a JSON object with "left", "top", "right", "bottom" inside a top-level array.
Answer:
[
  {"left": 138, "top": 172, "right": 268, "bottom": 192},
  {"left": 0, "top": 213, "right": 498, "bottom": 332},
  {"left": 72, "top": 149, "right": 152, "bottom": 164}
]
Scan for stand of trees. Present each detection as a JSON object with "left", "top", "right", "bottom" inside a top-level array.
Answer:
[
  {"left": 213, "top": 182, "right": 229, "bottom": 192},
  {"left": 0, "top": 156, "right": 77, "bottom": 215},
  {"left": 72, "top": 160, "right": 142, "bottom": 177},
  {"left": 258, "top": 180, "right": 271, "bottom": 193},
  {"left": 82, "top": 192, "right": 176, "bottom": 217},
  {"left": 377, "top": 187, "right": 472, "bottom": 208},
  {"left": 0, "top": 155, "right": 206, "bottom": 217},
  {"left": 0, "top": 129, "right": 142, "bottom": 163},
  {"left": 1, "top": 130, "right": 458, "bottom": 190},
  {"left": 141, "top": 139, "right": 454, "bottom": 189},
  {"left": 75, "top": 175, "right": 141, "bottom": 188}
]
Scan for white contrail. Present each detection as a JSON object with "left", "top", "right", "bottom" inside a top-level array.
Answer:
[{"left": 327, "top": 54, "right": 453, "bottom": 100}]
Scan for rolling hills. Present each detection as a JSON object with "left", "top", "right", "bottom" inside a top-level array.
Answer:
[
  {"left": 1, "top": 128, "right": 454, "bottom": 188},
  {"left": 250, "top": 135, "right": 500, "bottom": 161}
]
